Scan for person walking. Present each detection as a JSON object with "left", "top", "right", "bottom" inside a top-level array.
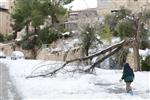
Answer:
[{"left": 120, "top": 63, "right": 134, "bottom": 93}]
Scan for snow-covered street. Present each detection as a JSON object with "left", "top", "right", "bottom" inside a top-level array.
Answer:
[
  {"left": 0, "top": 59, "right": 150, "bottom": 100},
  {"left": 1, "top": 0, "right": 150, "bottom": 99}
]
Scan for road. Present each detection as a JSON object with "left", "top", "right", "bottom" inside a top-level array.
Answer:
[{"left": 0, "top": 63, "right": 22, "bottom": 100}]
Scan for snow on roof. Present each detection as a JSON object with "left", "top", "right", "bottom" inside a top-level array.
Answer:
[{"left": 64, "top": 0, "right": 97, "bottom": 11}]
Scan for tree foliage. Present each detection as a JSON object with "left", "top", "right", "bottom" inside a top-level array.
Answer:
[
  {"left": 39, "top": 27, "right": 62, "bottom": 44},
  {"left": 11, "top": 0, "right": 73, "bottom": 46},
  {"left": 80, "top": 24, "right": 103, "bottom": 58},
  {"left": 100, "top": 24, "right": 112, "bottom": 42},
  {"left": 104, "top": 7, "right": 150, "bottom": 71},
  {"left": 11, "top": 0, "right": 73, "bottom": 38},
  {"left": 11, "top": 0, "right": 74, "bottom": 59},
  {"left": 104, "top": 7, "right": 131, "bottom": 35},
  {"left": 115, "top": 19, "right": 135, "bottom": 38},
  {"left": 81, "top": 25, "right": 95, "bottom": 59}
]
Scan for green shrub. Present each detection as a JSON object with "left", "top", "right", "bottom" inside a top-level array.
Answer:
[
  {"left": 39, "top": 27, "right": 62, "bottom": 44},
  {"left": 0, "top": 33, "right": 4, "bottom": 42},
  {"left": 22, "top": 40, "right": 35, "bottom": 50},
  {"left": 5, "top": 34, "right": 14, "bottom": 41},
  {"left": 141, "top": 55, "right": 150, "bottom": 71},
  {"left": 140, "top": 40, "right": 150, "bottom": 50}
]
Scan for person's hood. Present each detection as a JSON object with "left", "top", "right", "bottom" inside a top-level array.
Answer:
[{"left": 124, "top": 63, "right": 130, "bottom": 70}]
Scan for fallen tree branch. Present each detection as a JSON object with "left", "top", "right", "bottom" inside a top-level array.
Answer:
[
  {"left": 26, "top": 40, "right": 129, "bottom": 78},
  {"left": 85, "top": 46, "right": 122, "bottom": 72}
]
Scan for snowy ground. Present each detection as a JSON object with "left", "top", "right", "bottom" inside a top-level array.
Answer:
[{"left": 0, "top": 59, "right": 150, "bottom": 100}]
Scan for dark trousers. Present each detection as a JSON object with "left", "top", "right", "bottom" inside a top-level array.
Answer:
[{"left": 126, "top": 82, "right": 132, "bottom": 92}]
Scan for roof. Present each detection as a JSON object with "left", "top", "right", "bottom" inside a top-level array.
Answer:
[
  {"left": 0, "top": 6, "right": 8, "bottom": 11},
  {"left": 64, "top": 0, "right": 97, "bottom": 11}
]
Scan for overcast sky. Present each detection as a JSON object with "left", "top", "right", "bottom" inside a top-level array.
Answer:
[{"left": 0, "top": 0, "right": 8, "bottom": 2}]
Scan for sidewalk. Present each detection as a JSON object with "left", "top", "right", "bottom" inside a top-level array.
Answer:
[{"left": 0, "top": 63, "right": 22, "bottom": 100}]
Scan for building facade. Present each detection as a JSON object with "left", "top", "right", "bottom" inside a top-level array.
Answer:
[
  {"left": 65, "top": 8, "right": 98, "bottom": 31},
  {"left": 0, "top": 0, "right": 14, "bottom": 35},
  {"left": 97, "top": 0, "right": 150, "bottom": 16},
  {"left": 65, "top": 0, "right": 150, "bottom": 31},
  {"left": 0, "top": 7, "right": 9, "bottom": 35}
]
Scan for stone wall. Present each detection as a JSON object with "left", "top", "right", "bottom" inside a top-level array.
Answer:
[
  {"left": 0, "top": 43, "right": 140, "bottom": 71},
  {"left": 65, "top": 9, "right": 98, "bottom": 31},
  {"left": 36, "top": 48, "right": 82, "bottom": 61},
  {"left": 0, "top": 43, "right": 13, "bottom": 56},
  {"left": 0, "top": 8, "right": 11, "bottom": 35},
  {"left": 0, "top": 43, "right": 33, "bottom": 58}
]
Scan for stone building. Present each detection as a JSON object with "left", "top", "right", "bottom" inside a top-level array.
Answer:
[
  {"left": 65, "top": 0, "right": 150, "bottom": 31},
  {"left": 0, "top": 7, "right": 9, "bottom": 35},
  {"left": 0, "top": 0, "right": 14, "bottom": 35},
  {"left": 65, "top": 8, "right": 98, "bottom": 31},
  {"left": 97, "top": 0, "right": 150, "bottom": 16}
]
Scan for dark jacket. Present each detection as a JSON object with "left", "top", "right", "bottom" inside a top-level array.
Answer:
[{"left": 121, "top": 63, "right": 134, "bottom": 82}]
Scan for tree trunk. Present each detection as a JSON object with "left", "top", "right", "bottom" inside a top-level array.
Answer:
[
  {"left": 34, "top": 26, "right": 37, "bottom": 34},
  {"left": 133, "top": 17, "right": 141, "bottom": 71},
  {"left": 26, "top": 24, "right": 29, "bottom": 34},
  {"left": 32, "top": 48, "right": 37, "bottom": 59},
  {"left": 51, "top": 14, "right": 59, "bottom": 26},
  {"left": 13, "top": 32, "right": 17, "bottom": 39},
  {"left": 133, "top": 41, "right": 140, "bottom": 71},
  {"left": 85, "top": 47, "right": 91, "bottom": 65},
  {"left": 85, "top": 48, "right": 89, "bottom": 57}
]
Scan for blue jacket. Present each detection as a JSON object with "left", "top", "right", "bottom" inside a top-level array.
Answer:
[{"left": 121, "top": 63, "right": 134, "bottom": 82}]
